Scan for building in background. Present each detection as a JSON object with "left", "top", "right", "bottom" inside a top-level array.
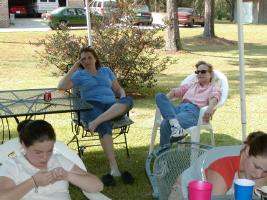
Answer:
[
  {"left": 0, "top": 0, "right": 84, "bottom": 27},
  {"left": 234, "top": 0, "right": 267, "bottom": 24},
  {"left": 0, "top": 0, "right": 9, "bottom": 27}
]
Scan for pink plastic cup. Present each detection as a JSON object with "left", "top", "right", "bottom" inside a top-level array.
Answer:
[{"left": 188, "top": 180, "right": 213, "bottom": 200}]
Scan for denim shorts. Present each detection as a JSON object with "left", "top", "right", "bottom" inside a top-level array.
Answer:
[{"left": 80, "top": 96, "right": 133, "bottom": 138}]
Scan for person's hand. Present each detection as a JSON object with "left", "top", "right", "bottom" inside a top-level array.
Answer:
[
  {"left": 73, "top": 59, "right": 83, "bottom": 70},
  {"left": 32, "top": 170, "right": 55, "bottom": 187},
  {"left": 203, "top": 109, "right": 214, "bottom": 123},
  {"left": 51, "top": 167, "right": 68, "bottom": 182}
]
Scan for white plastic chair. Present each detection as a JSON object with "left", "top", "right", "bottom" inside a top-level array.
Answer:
[
  {"left": 148, "top": 70, "right": 229, "bottom": 155},
  {"left": 180, "top": 145, "right": 242, "bottom": 198},
  {"left": 0, "top": 138, "right": 111, "bottom": 200}
]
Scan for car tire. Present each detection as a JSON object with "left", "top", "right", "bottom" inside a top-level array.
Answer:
[
  {"left": 58, "top": 20, "right": 68, "bottom": 30},
  {"left": 31, "top": 10, "right": 37, "bottom": 18},
  {"left": 201, "top": 23, "right": 204, "bottom": 27},
  {"left": 188, "top": 20, "right": 193, "bottom": 27},
  {"left": 49, "top": 25, "right": 57, "bottom": 30}
]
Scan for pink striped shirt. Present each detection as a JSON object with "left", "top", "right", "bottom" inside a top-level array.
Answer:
[{"left": 172, "top": 82, "right": 222, "bottom": 108}]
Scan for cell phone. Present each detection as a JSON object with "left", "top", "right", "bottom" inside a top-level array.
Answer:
[{"left": 79, "top": 64, "right": 84, "bottom": 69}]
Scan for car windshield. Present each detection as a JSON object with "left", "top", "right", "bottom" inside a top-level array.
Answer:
[
  {"left": 51, "top": 7, "right": 65, "bottom": 14},
  {"left": 103, "top": 1, "right": 117, "bottom": 7},
  {"left": 135, "top": 5, "right": 150, "bottom": 12},
  {"left": 76, "top": 8, "right": 85, "bottom": 15},
  {"left": 178, "top": 7, "right": 193, "bottom": 14}
]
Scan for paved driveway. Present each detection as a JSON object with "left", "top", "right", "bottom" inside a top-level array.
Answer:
[
  {"left": 0, "top": 18, "right": 51, "bottom": 32},
  {"left": 0, "top": 13, "right": 166, "bottom": 32}
]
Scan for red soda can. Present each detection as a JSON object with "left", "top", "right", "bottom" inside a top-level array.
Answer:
[
  {"left": 44, "top": 92, "right": 52, "bottom": 102},
  {"left": 47, "top": 92, "right": 52, "bottom": 101}
]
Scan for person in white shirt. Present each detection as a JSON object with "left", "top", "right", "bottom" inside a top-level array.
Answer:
[{"left": 0, "top": 119, "right": 103, "bottom": 200}]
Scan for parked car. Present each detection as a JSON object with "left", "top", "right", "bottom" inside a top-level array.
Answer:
[
  {"left": 132, "top": 5, "right": 153, "bottom": 25},
  {"left": 177, "top": 7, "right": 204, "bottom": 27},
  {"left": 9, "top": 5, "right": 28, "bottom": 16},
  {"left": 120, "top": 5, "right": 153, "bottom": 26},
  {"left": 89, "top": 0, "right": 118, "bottom": 17},
  {"left": 42, "top": 7, "right": 101, "bottom": 30}
]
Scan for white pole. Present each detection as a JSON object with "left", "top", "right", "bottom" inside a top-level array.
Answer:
[
  {"left": 85, "top": 0, "right": 92, "bottom": 46},
  {"left": 237, "top": 0, "right": 246, "bottom": 142}
]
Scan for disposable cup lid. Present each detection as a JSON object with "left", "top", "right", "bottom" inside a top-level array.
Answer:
[
  {"left": 234, "top": 179, "right": 255, "bottom": 186},
  {"left": 188, "top": 180, "right": 213, "bottom": 190}
]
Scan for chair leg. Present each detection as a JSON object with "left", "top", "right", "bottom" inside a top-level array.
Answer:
[
  {"left": 189, "top": 127, "right": 201, "bottom": 166},
  {"left": 189, "top": 128, "right": 200, "bottom": 143},
  {"left": 69, "top": 121, "right": 132, "bottom": 158},
  {"left": 123, "top": 130, "right": 130, "bottom": 158},
  {"left": 68, "top": 121, "right": 83, "bottom": 157},
  {"left": 210, "top": 128, "right": 215, "bottom": 146},
  {"left": 149, "top": 124, "right": 159, "bottom": 155}
]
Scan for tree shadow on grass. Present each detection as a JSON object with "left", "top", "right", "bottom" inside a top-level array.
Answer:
[
  {"left": 193, "top": 131, "right": 242, "bottom": 146},
  {"left": 70, "top": 145, "right": 154, "bottom": 200},
  {"left": 181, "top": 34, "right": 267, "bottom": 57},
  {"left": 222, "top": 69, "right": 267, "bottom": 99},
  {"left": 69, "top": 131, "right": 243, "bottom": 200}
]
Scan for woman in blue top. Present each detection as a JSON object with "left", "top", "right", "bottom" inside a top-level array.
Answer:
[{"left": 57, "top": 46, "right": 133, "bottom": 185}]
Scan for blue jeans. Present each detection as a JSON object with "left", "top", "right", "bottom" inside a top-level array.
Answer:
[
  {"left": 81, "top": 96, "right": 133, "bottom": 138},
  {"left": 155, "top": 93, "right": 200, "bottom": 146}
]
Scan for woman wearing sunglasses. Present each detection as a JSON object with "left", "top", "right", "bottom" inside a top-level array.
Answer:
[{"left": 155, "top": 61, "right": 222, "bottom": 146}]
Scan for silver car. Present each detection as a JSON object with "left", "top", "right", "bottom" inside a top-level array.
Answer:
[{"left": 89, "top": 0, "right": 118, "bottom": 17}]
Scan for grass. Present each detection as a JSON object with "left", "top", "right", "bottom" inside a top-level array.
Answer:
[{"left": 1, "top": 23, "right": 267, "bottom": 199}]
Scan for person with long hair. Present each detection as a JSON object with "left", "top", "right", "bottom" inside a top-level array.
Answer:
[{"left": 57, "top": 46, "right": 134, "bottom": 186}]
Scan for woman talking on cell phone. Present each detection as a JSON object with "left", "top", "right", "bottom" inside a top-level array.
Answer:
[{"left": 57, "top": 46, "right": 134, "bottom": 186}]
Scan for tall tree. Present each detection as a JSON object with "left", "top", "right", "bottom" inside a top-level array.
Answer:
[
  {"left": 154, "top": 0, "right": 158, "bottom": 12},
  {"left": 203, "top": 0, "right": 215, "bottom": 38},
  {"left": 165, "top": 0, "right": 182, "bottom": 51},
  {"left": 225, "top": 0, "right": 235, "bottom": 21}
]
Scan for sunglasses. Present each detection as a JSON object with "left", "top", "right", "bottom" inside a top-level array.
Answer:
[{"left": 195, "top": 70, "right": 209, "bottom": 74}]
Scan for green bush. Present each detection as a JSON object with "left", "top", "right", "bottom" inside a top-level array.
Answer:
[
  {"left": 92, "top": 27, "right": 170, "bottom": 90},
  {"left": 31, "top": 31, "right": 87, "bottom": 73},
  {"left": 32, "top": 4, "right": 171, "bottom": 91}
]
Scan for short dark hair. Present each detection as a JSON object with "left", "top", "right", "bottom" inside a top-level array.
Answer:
[
  {"left": 195, "top": 61, "right": 213, "bottom": 72},
  {"left": 18, "top": 120, "right": 56, "bottom": 147},
  {"left": 79, "top": 46, "right": 101, "bottom": 70},
  {"left": 245, "top": 131, "right": 267, "bottom": 157}
]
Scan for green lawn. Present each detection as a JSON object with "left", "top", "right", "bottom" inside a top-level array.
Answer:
[{"left": 0, "top": 23, "right": 267, "bottom": 199}]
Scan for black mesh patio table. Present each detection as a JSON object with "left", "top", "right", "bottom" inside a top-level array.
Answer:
[{"left": 0, "top": 88, "right": 92, "bottom": 143}]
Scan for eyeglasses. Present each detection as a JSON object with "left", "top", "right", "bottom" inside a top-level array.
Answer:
[{"left": 195, "top": 70, "right": 209, "bottom": 74}]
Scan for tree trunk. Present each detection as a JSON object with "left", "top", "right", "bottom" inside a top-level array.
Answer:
[
  {"left": 154, "top": 0, "right": 158, "bottom": 12},
  {"left": 165, "top": 0, "right": 181, "bottom": 51},
  {"left": 231, "top": 0, "right": 235, "bottom": 22},
  {"left": 145, "top": 0, "right": 152, "bottom": 11},
  {"left": 203, "top": 0, "right": 215, "bottom": 38}
]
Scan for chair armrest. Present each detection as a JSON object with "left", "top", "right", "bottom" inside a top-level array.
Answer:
[
  {"left": 198, "top": 106, "right": 217, "bottom": 126},
  {"left": 197, "top": 106, "right": 208, "bottom": 125},
  {"left": 83, "top": 192, "right": 112, "bottom": 200},
  {"left": 154, "top": 106, "right": 163, "bottom": 125}
]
